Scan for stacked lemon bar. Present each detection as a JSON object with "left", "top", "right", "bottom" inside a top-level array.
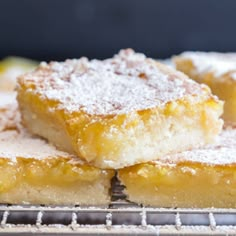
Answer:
[
  {"left": 118, "top": 52, "right": 236, "bottom": 208},
  {"left": 1, "top": 49, "right": 229, "bottom": 207},
  {"left": 0, "top": 97, "right": 114, "bottom": 205},
  {"left": 118, "top": 127, "right": 236, "bottom": 208}
]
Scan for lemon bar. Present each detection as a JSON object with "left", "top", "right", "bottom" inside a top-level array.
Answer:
[
  {"left": 0, "top": 94, "right": 114, "bottom": 205},
  {"left": 174, "top": 52, "right": 236, "bottom": 125},
  {"left": 17, "top": 49, "right": 223, "bottom": 169},
  {"left": 118, "top": 128, "right": 236, "bottom": 208}
]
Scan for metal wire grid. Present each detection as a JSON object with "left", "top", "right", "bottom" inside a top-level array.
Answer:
[{"left": 0, "top": 179, "right": 236, "bottom": 235}]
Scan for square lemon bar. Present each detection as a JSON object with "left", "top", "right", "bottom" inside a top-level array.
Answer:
[
  {"left": 118, "top": 128, "right": 236, "bottom": 208},
  {"left": 17, "top": 49, "right": 223, "bottom": 169},
  {"left": 0, "top": 93, "right": 114, "bottom": 205},
  {"left": 174, "top": 52, "right": 236, "bottom": 125}
]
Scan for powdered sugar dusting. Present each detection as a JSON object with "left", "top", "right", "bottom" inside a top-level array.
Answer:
[
  {"left": 0, "top": 129, "right": 84, "bottom": 163},
  {"left": 155, "top": 128, "right": 236, "bottom": 166},
  {"left": 0, "top": 92, "right": 20, "bottom": 131},
  {"left": 21, "top": 49, "right": 207, "bottom": 115},
  {"left": 180, "top": 52, "right": 236, "bottom": 78},
  {"left": 0, "top": 93, "right": 86, "bottom": 164},
  {"left": 0, "top": 92, "right": 16, "bottom": 108},
  {"left": 232, "top": 73, "right": 236, "bottom": 81}
]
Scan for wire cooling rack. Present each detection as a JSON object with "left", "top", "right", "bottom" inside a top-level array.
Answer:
[{"left": 0, "top": 178, "right": 236, "bottom": 235}]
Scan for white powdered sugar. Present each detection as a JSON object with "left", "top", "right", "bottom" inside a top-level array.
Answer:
[
  {"left": 155, "top": 128, "right": 236, "bottom": 166},
  {"left": 0, "top": 91, "right": 17, "bottom": 108},
  {"left": 0, "top": 92, "right": 20, "bottom": 132},
  {"left": 23, "top": 49, "right": 205, "bottom": 115},
  {"left": 0, "top": 129, "right": 84, "bottom": 163},
  {"left": 0, "top": 93, "right": 85, "bottom": 163},
  {"left": 180, "top": 51, "right": 236, "bottom": 78},
  {"left": 232, "top": 73, "right": 236, "bottom": 81}
]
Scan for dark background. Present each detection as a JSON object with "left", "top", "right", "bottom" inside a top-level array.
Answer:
[{"left": 0, "top": 0, "right": 236, "bottom": 61}]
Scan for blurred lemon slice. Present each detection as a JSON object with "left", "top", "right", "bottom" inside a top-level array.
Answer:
[{"left": 0, "top": 57, "right": 38, "bottom": 91}]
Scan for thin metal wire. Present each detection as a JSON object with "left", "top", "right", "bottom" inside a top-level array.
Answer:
[
  {"left": 175, "top": 212, "right": 182, "bottom": 230},
  {"left": 0, "top": 211, "right": 9, "bottom": 228},
  {"left": 105, "top": 212, "right": 112, "bottom": 229},
  {"left": 140, "top": 208, "right": 147, "bottom": 228},
  {"left": 36, "top": 211, "right": 43, "bottom": 228},
  {"left": 70, "top": 212, "right": 78, "bottom": 230},
  {"left": 209, "top": 212, "right": 216, "bottom": 231}
]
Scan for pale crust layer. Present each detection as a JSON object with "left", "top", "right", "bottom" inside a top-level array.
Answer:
[
  {"left": 174, "top": 52, "right": 236, "bottom": 125},
  {"left": 0, "top": 177, "right": 112, "bottom": 206},
  {"left": 17, "top": 49, "right": 223, "bottom": 169},
  {"left": 118, "top": 128, "right": 236, "bottom": 208}
]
